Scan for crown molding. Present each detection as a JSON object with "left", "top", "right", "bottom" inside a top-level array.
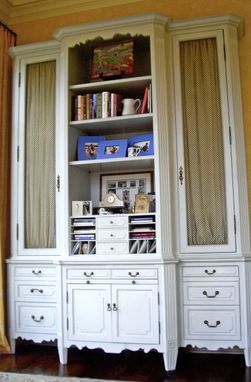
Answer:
[{"left": 0, "top": 0, "right": 138, "bottom": 25}]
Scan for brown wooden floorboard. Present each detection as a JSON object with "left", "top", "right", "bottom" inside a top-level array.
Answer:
[{"left": 0, "top": 342, "right": 250, "bottom": 382}]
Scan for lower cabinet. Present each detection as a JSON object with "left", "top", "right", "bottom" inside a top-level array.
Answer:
[
  {"left": 63, "top": 266, "right": 160, "bottom": 359},
  {"left": 67, "top": 282, "right": 159, "bottom": 344}
]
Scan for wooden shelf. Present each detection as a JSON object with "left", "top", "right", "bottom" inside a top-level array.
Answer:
[
  {"left": 69, "top": 75, "right": 152, "bottom": 94},
  {"left": 70, "top": 113, "right": 153, "bottom": 134},
  {"left": 69, "top": 155, "right": 154, "bottom": 172}
]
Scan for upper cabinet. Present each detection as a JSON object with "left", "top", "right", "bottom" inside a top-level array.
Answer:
[
  {"left": 55, "top": 14, "right": 174, "bottom": 260},
  {"left": 170, "top": 15, "right": 250, "bottom": 256},
  {"left": 10, "top": 41, "right": 62, "bottom": 257}
]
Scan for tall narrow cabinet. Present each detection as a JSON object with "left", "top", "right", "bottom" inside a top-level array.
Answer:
[{"left": 7, "top": 13, "right": 251, "bottom": 371}]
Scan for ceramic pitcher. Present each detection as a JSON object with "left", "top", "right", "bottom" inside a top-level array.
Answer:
[{"left": 122, "top": 98, "right": 141, "bottom": 115}]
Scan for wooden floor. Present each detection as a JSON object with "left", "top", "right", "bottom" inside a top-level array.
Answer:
[{"left": 0, "top": 343, "right": 250, "bottom": 382}]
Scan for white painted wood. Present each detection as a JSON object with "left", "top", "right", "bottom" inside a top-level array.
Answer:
[
  {"left": 8, "top": 12, "right": 251, "bottom": 372},
  {"left": 111, "top": 283, "right": 159, "bottom": 344}
]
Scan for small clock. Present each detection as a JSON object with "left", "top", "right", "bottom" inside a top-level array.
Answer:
[{"left": 99, "top": 192, "right": 124, "bottom": 208}]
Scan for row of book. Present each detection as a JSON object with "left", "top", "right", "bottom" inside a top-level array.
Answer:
[
  {"left": 129, "top": 239, "right": 156, "bottom": 254},
  {"left": 129, "top": 215, "right": 155, "bottom": 224},
  {"left": 130, "top": 232, "right": 156, "bottom": 239},
  {"left": 72, "top": 85, "right": 152, "bottom": 121}
]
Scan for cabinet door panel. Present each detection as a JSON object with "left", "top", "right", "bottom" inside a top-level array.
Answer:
[
  {"left": 173, "top": 30, "right": 235, "bottom": 253},
  {"left": 17, "top": 54, "right": 61, "bottom": 256},
  {"left": 112, "top": 284, "right": 159, "bottom": 344},
  {"left": 67, "top": 284, "right": 111, "bottom": 342}
]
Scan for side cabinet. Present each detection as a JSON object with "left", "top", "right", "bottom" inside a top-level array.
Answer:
[{"left": 7, "top": 263, "right": 58, "bottom": 352}]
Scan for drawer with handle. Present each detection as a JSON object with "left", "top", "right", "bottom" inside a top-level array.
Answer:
[
  {"left": 96, "top": 216, "right": 128, "bottom": 228},
  {"left": 183, "top": 266, "right": 239, "bottom": 278},
  {"left": 183, "top": 281, "right": 239, "bottom": 305},
  {"left": 112, "top": 269, "right": 158, "bottom": 279},
  {"left": 184, "top": 306, "right": 240, "bottom": 340},
  {"left": 97, "top": 229, "right": 128, "bottom": 241},
  {"left": 66, "top": 268, "right": 111, "bottom": 280},
  {"left": 14, "top": 266, "right": 56, "bottom": 279},
  {"left": 15, "top": 282, "right": 56, "bottom": 301},
  {"left": 96, "top": 242, "right": 128, "bottom": 255},
  {"left": 15, "top": 303, "right": 57, "bottom": 333}
]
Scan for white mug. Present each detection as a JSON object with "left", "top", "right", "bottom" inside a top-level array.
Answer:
[{"left": 122, "top": 98, "right": 141, "bottom": 116}]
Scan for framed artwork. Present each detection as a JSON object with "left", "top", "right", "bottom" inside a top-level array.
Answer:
[
  {"left": 97, "top": 139, "right": 127, "bottom": 159},
  {"left": 127, "top": 134, "right": 154, "bottom": 156},
  {"left": 134, "top": 194, "right": 150, "bottom": 213},
  {"left": 100, "top": 172, "right": 152, "bottom": 212},
  {"left": 78, "top": 136, "right": 105, "bottom": 160},
  {"left": 91, "top": 40, "right": 134, "bottom": 80}
]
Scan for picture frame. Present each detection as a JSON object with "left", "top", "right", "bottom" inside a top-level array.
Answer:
[
  {"left": 127, "top": 134, "right": 154, "bottom": 157},
  {"left": 83, "top": 201, "right": 93, "bottom": 215},
  {"left": 91, "top": 40, "right": 134, "bottom": 80},
  {"left": 100, "top": 172, "right": 153, "bottom": 212},
  {"left": 78, "top": 136, "right": 105, "bottom": 160},
  {"left": 97, "top": 139, "right": 127, "bottom": 160},
  {"left": 72, "top": 201, "right": 84, "bottom": 216},
  {"left": 134, "top": 194, "right": 150, "bottom": 213}
]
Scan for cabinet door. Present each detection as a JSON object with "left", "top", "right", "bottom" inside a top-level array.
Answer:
[
  {"left": 111, "top": 284, "right": 159, "bottom": 344},
  {"left": 67, "top": 284, "right": 111, "bottom": 342},
  {"left": 17, "top": 53, "right": 61, "bottom": 255},
  {"left": 173, "top": 30, "right": 235, "bottom": 253}
]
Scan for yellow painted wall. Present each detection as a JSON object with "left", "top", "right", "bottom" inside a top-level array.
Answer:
[{"left": 10, "top": 0, "right": 251, "bottom": 224}]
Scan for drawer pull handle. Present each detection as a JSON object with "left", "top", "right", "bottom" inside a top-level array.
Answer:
[
  {"left": 110, "top": 234, "right": 114, "bottom": 237},
  {"left": 110, "top": 221, "right": 114, "bottom": 224},
  {"left": 107, "top": 303, "right": 112, "bottom": 311},
  {"left": 128, "top": 272, "right": 139, "bottom": 277},
  {"left": 32, "top": 270, "right": 42, "bottom": 275},
  {"left": 83, "top": 272, "right": 94, "bottom": 277},
  {"left": 110, "top": 247, "right": 114, "bottom": 250},
  {"left": 203, "top": 290, "right": 219, "bottom": 298},
  {"left": 113, "top": 303, "right": 118, "bottom": 311},
  {"left": 30, "top": 288, "right": 44, "bottom": 294},
  {"left": 204, "top": 269, "right": 216, "bottom": 275},
  {"left": 204, "top": 320, "right": 221, "bottom": 328},
  {"left": 31, "top": 315, "right": 44, "bottom": 323}
]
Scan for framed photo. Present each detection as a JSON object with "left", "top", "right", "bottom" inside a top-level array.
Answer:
[
  {"left": 100, "top": 172, "right": 152, "bottom": 212},
  {"left": 97, "top": 139, "right": 127, "bottom": 159},
  {"left": 127, "top": 134, "right": 154, "bottom": 156},
  {"left": 91, "top": 40, "right": 134, "bottom": 80},
  {"left": 135, "top": 194, "right": 150, "bottom": 213},
  {"left": 72, "top": 201, "right": 84, "bottom": 216},
  {"left": 78, "top": 136, "right": 105, "bottom": 160},
  {"left": 83, "top": 201, "right": 93, "bottom": 215}
]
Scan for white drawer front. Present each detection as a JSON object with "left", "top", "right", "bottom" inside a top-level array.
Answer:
[
  {"left": 16, "top": 282, "right": 56, "bottom": 301},
  {"left": 96, "top": 242, "right": 128, "bottom": 255},
  {"left": 112, "top": 269, "right": 158, "bottom": 279},
  {"left": 97, "top": 229, "right": 128, "bottom": 241},
  {"left": 184, "top": 306, "right": 240, "bottom": 340},
  {"left": 96, "top": 216, "right": 128, "bottom": 228},
  {"left": 183, "top": 266, "right": 239, "bottom": 278},
  {"left": 15, "top": 267, "right": 56, "bottom": 279},
  {"left": 183, "top": 282, "right": 239, "bottom": 305},
  {"left": 16, "top": 303, "right": 57, "bottom": 333},
  {"left": 67, "top": 268, "right": 111, "bottom": 280}
]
